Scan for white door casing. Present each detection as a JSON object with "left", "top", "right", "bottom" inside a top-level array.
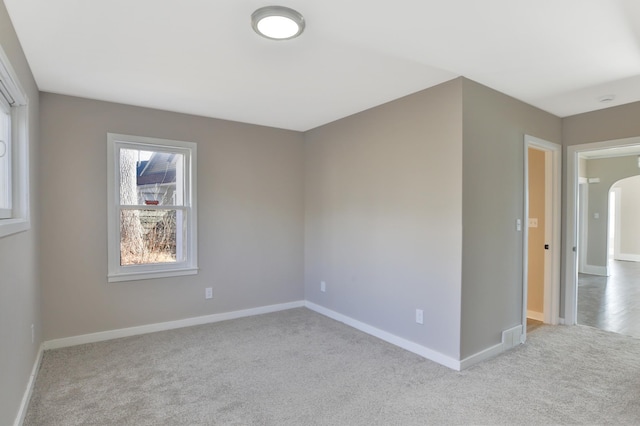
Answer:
[
  {"left": 523, "top": 135, "right": 561, "bottom": 339},
  {"left": 565, "top": 136, "right": 640, "bottom": 325}
]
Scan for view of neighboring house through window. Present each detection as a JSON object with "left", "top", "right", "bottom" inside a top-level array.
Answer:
[
  {"left": 120, "top": 148, "right": 183, "bottom": 265},
  {"left": 107, "top": 134, "right": 198, "bottom": 282}
]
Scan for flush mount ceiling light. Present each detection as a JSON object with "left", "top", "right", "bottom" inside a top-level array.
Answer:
[{"left": 251, "top": 6, "right": 305, "bottom": 40}]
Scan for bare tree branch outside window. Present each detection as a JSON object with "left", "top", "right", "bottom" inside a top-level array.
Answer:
[{"left": 119, "top": 149, "right": 180, "bottom": 265}]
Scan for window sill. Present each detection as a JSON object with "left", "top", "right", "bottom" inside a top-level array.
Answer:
[
  {"left": 108, "top": 266, "right": 198, "bottom": 283},
  {"left": 0, "top": 218, "right": 30, "bottom": 238}
]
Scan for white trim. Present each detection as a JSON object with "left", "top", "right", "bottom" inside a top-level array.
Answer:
[
  {"left": 616, "top": 253, "right": 640, "bottom": 262},
  {"left": 523, "top": 144, "right": 530, "bottom": 334},
  {"left": 523, "top": 135, "right": 561, "bottom": 332},
  {"left": 578, "top": 182, "right": 589, "bottom": 273},
  {"left": 304, "top": 301, "right": 461, "bottom": 371},
  {"left": 611, "top": 187, "right": 621, "bottom": 261},
  {"left": 460, "top": 342, "right": 503, "bottom": 370},
  {"left": 106, "top": 133, "right": 198, "bottom": 282},
  {"left": 566, "top": 136, "right": 640, "bottom": 325},
  {"left": 13, "top": 344, "right": 43, "bottom": 426},
  {"left": 0, "top": 47, "right": 27, "bottom": 105},
  {"left": 567, "top": 144, "right": 584, "bottom": 324},
  {"left": 526, "top": 310, "right": 544, "bottom": 321},
  {"left": 0, "top": 44, "right": 30, "bottom": 239},
  {"left": 108, "top": 266, "right": 199, "bottom": 282},
  {"left": 544, "top": 148, "right": 556, "bottom": 325},
  {"left": 43, "top": 301, "right": 304, "bottom": 350},
  {"left": 0, "top": 216, "right": 29, "bottom": 237},
  {"left": 34, "top": 300, "right": 531, "bottom": 396},
  {"left": 582, "top": 264, "right": 608, "bottom": 276},
  {"left": 460, "top": 325, "right": 522, "bottom": 370}
]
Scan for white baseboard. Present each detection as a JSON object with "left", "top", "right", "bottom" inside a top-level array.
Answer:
[
  {"left": 582, "top": 264, "right": 608, "bottom": 276},
  {"left": 460, "top": 324, "right": 522, "bottom": 370},
  {"left": 615, "top": 253, "right": 640, "bottom": 262},
  {"left": 13, "top": 344, "right": 43, "bottom": 426},
  {"left": 527, "top": 310, "right": 544, "bottom": 321},
  {"left": 305, "top": 302, "right": 526, "bottom": 371},
  {"left": 43, "top": 300, "right": 305, "bottom": 350},
  {"left": 39, "top": 299, "right": 525, "bottom": 378},
  {"left": 460, "top": 342, "right": 502, "bottom": 370},
  {"left": 304, "top": 301, "right": 461, "bottom": 371}
]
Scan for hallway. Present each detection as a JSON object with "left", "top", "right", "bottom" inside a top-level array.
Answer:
[{"left": 578, "top": 260, "right": 640, "bottom": 338}]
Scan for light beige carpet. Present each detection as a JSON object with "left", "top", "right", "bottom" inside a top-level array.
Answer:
[{"left": 24, "top": 308, "right": 640, "bottom": 425}]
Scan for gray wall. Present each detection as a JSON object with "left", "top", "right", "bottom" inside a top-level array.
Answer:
[
  {"left": 460, "top": 79, "right": 562, "bottom": 358},
  {"left": 39, "top": 93, "right": 305, "bottom": 340},
  {"left": 0, "top": 1, "right": 41, "bottom": 424},
  {"left": 6, "top": 19, "right": 639, "bottom": 420},
  {"left": 584, "top": 156, "right": 640, "bottom": 267},
  {"left": 304, "top": 79, "right": 463, "bottom": 359},
  {"left": 563, "top": 101, "right": 640, "bottom": 146}
]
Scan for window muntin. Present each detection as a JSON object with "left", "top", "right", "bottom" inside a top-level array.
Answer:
[{"left": 107, "top": 134, "right": 197, "bottom": 282}]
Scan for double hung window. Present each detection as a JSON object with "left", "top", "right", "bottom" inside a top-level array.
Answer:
[
  {"left": 107, "top": 133, "right": 198, "bottom": 282},
  {"left": 0, "top": 46, "right": 29, "bottom": 238}
]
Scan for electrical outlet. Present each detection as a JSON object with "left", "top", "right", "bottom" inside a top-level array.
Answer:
[
  {"left": 415, "top": 309, "right": 424, "bottom": 325},
  {"left": 205, "top": 287, "right": 213, "bottom": 299}
]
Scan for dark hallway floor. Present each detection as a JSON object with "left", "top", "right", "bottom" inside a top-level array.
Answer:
[{"left": 578, "top": 260, "right": 640, "bottom": 338}]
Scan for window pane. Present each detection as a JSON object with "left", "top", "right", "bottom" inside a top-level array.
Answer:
[
  {"left": 120, "top": 209, "right": 186, "bottom": 265},
  {"left": 0, "top": 109, "right": 10, "bottom": 216},
  {"left": 120, "top": 148, "right": 183, "bottom": 206}
]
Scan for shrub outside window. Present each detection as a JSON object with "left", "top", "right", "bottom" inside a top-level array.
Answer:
[{"left": 107, "top": 133, "right": 198, "bottom": 282}]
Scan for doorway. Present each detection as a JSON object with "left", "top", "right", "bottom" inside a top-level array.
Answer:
[
  {"left": 576, "top": 175, "right": 640, "bottom": 337},
  {"left": 526, "top": 147, "right": 546, "bottom": 322},
  {"left": 523, "top": 135, "right": 561, "bottom": 338},
  {"left": 565, "top": 137, "right": 640, "bottom": 325}
]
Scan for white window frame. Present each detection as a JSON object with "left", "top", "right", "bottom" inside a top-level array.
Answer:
[
  {"left": 107, "top": 133, "right": 198, "bottom": 282},
  {"left": 0, "top": 45, "right": 30, "bottom": 238}
]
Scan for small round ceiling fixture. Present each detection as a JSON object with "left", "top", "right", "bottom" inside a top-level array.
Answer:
[{"left": 251, "top": 6, "right": 305, "bottom": 40}]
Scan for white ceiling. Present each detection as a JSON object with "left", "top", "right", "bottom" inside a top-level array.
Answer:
[{"left": 4, "top": 0, "right": 640, "bottom": 131}]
